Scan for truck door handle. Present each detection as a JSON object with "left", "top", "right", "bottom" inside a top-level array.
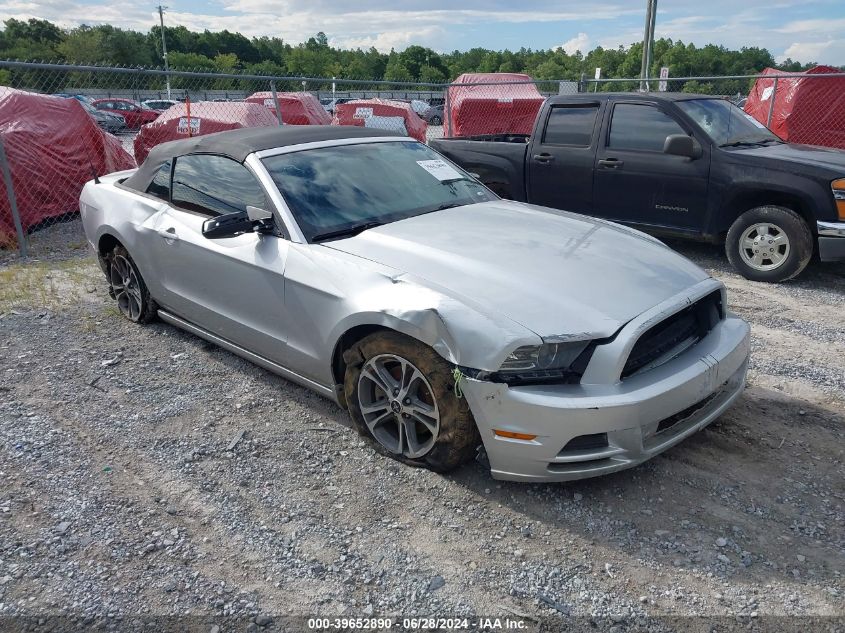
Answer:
[
  {"left": 532, "top": 153, "right": 554, "bottom": 164},
  {"left": 157, "top": 226, "right": 179, "bottom": 241},
  {"left": 598, "top": 158, "right": 624, "bottom": 169}
]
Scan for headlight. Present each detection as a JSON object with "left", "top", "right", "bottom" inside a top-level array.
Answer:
[
  {"left": 497, "top": 341, "right": 592, "bottom": 385},
  {"left": 833, "top": 178, "right": 845, "bottom": 221}
]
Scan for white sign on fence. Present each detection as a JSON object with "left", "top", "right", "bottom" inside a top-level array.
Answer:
[
  {"left": 594, "top": 67, "right": 601, "bottom": 80},
  {"left": 176, "top": 117, "right": 201, "bottom": 135},
  {"left": 658, "top": 67, "right": 669, "bottom": 92},
  {"left": 558, "top": 81, "right": 578, "bottom": 95}
]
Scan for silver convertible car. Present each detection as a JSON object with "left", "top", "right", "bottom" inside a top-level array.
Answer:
[{"left": 79, "top": 126, "right": 750, "bottom": 482}]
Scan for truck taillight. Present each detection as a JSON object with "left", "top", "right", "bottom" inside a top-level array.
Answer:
[{"left": 833, "top": 179, "right": 845, "bottom": 220}]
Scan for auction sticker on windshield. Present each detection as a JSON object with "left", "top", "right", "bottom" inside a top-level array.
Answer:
[
  {"left": 354, "top": 107, "right": 374, "bottom": 119},
  {"left": 416, "top": 159, "right": 463, "bottom": 182}
]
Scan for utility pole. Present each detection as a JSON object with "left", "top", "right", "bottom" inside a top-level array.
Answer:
[
  {"left": 639, "top": 0, "right": 657, "bottom": 92},
  {"left": 158, "top": 5, "right": 171, "bottom": 99}
]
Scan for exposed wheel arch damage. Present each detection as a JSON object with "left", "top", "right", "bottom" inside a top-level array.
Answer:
[{"left": 328, "top": 277, "right": 542, "bottom": 409}]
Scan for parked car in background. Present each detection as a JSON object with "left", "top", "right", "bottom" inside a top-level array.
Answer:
[
  {"left": 421, "top": 104, "right": 444, "bottom": 125},
  {"left": 320, "top": 97, "right": 351, "bottom": 113},
  {"left": 79, "top": 126, "right": 749, "bottom": 482},
  {"left": 142, "top": 98, "right": 179, "bottom": 112},
  {"left": 410, "top": 99, "right": 430, "bottom": 117},
  {"left": 431, "top": 92, "right": 845, "bottom": 283},
  {"left": 54, "top": 93, "right": 126, "bottom": 134},
  {"left": 92, "top": 98, "right": 159, "bottom": 129}
]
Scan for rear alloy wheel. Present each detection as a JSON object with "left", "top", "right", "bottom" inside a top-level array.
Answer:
[
  {"left": 430, "top": 115, "right": 442, "bottom": 125},
  {"left": 344, "top": 331, "right": 479, "bottom": 472},
  {"left": 725, "top": 205, "right": 813, "bottom": 282},
  {"left": 107, "top": 245, "right": 157, "bottom": 323}
]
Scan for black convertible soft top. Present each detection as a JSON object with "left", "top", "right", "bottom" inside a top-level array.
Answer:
[{"left": 123, "top": 125, "right": 402, "bottom": 192}]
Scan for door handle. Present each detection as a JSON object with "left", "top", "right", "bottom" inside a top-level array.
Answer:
[
  {"left": 157, "top": 226, "right": 178, "bottom": 240},
  {"left": 598, "top": 158, "right": 624, "bottom": 169},
  {"left": 532, "top": 153, "right": 554, "bottom": 164}
]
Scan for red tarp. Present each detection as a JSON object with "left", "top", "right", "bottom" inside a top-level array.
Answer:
[
  {"left": 446, "top": 73, "right": 545, "bottom": 137},
  {"left": 0, "top": 88, "right": 135, "bottom": 246},
  {"left": 745, "top": 66, "right": 845, "bottom": 149},
  {"left": 133, "top": 102, "right": 278, "bottom": 164},
  {"left": 332, "top": 99, "right": 427, "bottom": 142},
  {"left": 245, "top": 91, "right": 331, "bottom": 125}
]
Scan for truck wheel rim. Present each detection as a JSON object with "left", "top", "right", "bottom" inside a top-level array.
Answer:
[
  {"left": 357, "top": 354, "right": 440, "bottom": 459},
  {"left": 738, "top": 223, "right": 790, "bottom": 272},
  {"left": 109, "top": 255, "right": 143, "bottom": 321}
]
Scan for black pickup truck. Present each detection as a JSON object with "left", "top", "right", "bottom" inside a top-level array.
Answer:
[{"left": 430, "top": 93, "right": 845, "bottom": 282}]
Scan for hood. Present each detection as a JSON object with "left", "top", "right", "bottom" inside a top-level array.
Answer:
[
  {"left": 737, "top": 142, "right": 845, "bottom": 175},
  {"left": 324, "top": 201, "right": 710, "bottom": 340}
]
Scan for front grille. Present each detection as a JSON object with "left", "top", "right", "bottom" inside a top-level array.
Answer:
[{"left": 622, "top": 290, "right": 723, "bottom": 379}]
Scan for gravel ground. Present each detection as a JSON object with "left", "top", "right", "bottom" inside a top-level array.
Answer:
[{"left": 0, "top": 220, "right": 843, "bottom": 632}]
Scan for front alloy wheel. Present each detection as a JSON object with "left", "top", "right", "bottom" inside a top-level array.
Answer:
[
  {"left": 344, "top": 331, "right": 479, "bottom": 472},
  {"left": 357, "top": 354, "right": 440, "bottom": 459}
]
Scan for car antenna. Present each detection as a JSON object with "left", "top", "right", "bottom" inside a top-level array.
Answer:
[{"left": 89, "top": 159, "right": 100, "bottom": 184}]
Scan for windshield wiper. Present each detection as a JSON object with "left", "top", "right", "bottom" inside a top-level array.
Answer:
[
  {"left": 311, "top": 221, "right": 383, "bottom": 242},
  {"left": 720, "top": 138, "right": 782, "bottom": 148}
]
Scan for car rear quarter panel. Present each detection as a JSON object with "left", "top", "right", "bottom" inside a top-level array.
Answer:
[{"left": 80, "top": 178, "right": 163, "bottom": 296}]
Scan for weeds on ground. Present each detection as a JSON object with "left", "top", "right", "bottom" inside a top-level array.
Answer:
[{"left": 0, "top": 257, "right": 99, "bottom": 312}]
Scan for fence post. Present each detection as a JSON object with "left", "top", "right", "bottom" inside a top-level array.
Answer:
[
  {"left": 270, "top": 80, "right": 284, "bottom": 126},
  {"left": 0, "top": 138, "right": 28, "bottom": 258},
  {"left": 766, "top": 76, "right": 778, "bottom": 129},
  {"left": 444, "top": 84, "right": 452, "bottom": 138}
]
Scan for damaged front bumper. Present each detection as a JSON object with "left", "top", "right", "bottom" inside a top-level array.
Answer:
[{"left": 461, "top": 282, "right": 750, "bottom": 482}]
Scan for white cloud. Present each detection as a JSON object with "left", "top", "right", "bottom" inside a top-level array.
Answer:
[
  {"left": 3, "top": 2, "right": 641, "bottom": 51},
  {"left": 559, "top": 32, "right": 590, "bottom": 55},
  {"left": 330, "top": 26, "right": 448, "bottom": 53},
  {"left": 779, "top": 39, "right": 845, "bottom": 64}
]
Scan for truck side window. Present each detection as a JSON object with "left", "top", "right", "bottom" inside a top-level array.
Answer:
[
  {"left": 542, "top": 105, "right": 599, "bottom": 147},
  {"left": 608, "top": 104, "right": 685, "bottom": 152}
]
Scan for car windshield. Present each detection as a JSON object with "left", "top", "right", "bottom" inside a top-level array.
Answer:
[
  {"left": 677, "top": 98, "right": 782, "bottom": 147},
  {"left": 263, "top": 140, "right": 496, "bottom": 242}
]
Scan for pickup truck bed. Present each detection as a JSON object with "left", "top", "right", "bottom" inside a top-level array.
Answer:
[{"left": 431, "top": 135, "right": 530, "bottom": 200}]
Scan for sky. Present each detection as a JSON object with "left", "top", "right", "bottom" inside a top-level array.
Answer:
[{"left": 5, "top": 0, "right": 845, "bottom": 65}]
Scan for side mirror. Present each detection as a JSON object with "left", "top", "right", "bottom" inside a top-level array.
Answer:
[
  {"left": 202, "top": 207, "right": 275, "bottom": 239},
  {"left": 664, "top": 134, "right": 702, "bottom": 159},
  {"left": 202, "top": 210, "right": 255, "bottom": 239}
]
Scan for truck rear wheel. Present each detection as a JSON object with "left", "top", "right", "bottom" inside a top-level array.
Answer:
[{"left": 725, "top": 205, "right": 813, "bottom": 282}]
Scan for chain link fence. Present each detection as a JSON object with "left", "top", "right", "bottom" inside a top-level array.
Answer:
[{"left": 1, "top": 60, "right": 844, "bottom": 256}]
